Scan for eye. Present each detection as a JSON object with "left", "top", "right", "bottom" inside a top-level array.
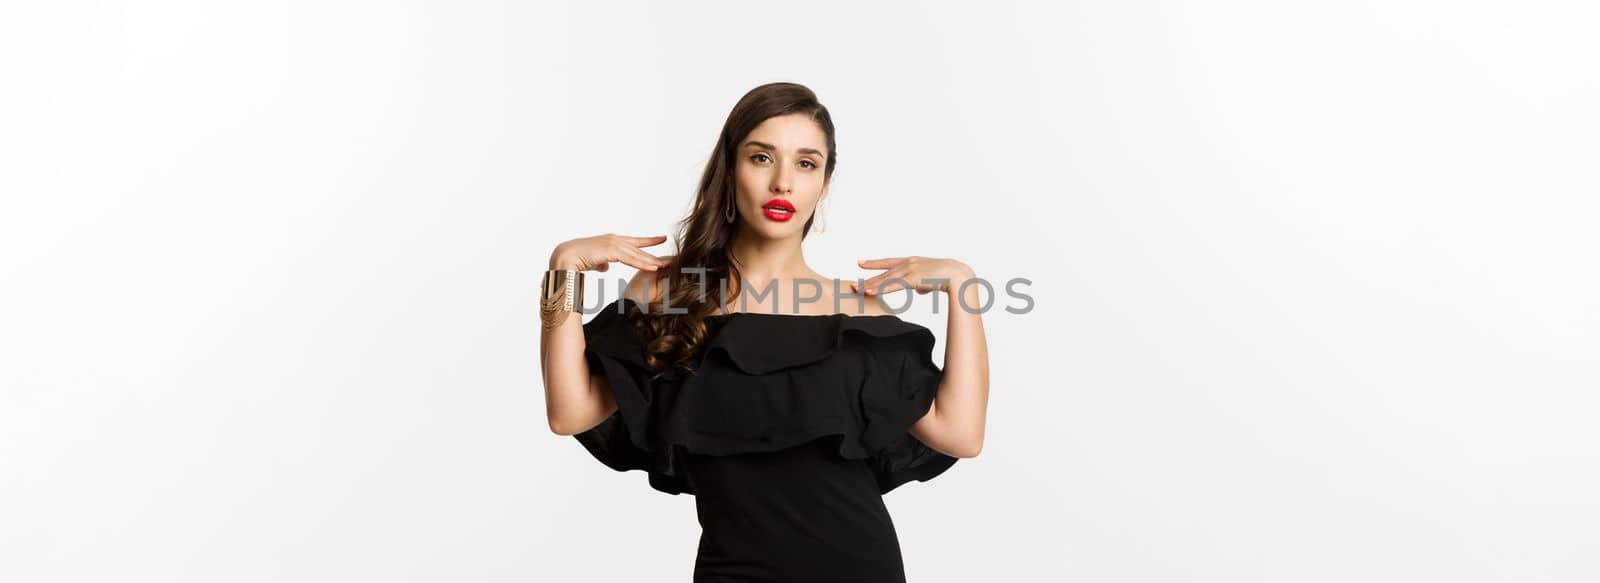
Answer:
[
  {"left": 799, "top": 159, "right": 817, "bottom": 169},
  {"left": 749, "top": 153, "right": 771, "bottom": 164}
]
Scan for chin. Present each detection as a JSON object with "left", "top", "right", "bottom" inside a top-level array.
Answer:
[
  {"left": 738, "top": 218, "right": 793, "bottom": 238},
  {"left": 775, "top": 223, "right": 812, "bottom": 237}
]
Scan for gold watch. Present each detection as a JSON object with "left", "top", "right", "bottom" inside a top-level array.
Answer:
[{"left": 541, "top": 269, "right": 584, "bottom": 331}]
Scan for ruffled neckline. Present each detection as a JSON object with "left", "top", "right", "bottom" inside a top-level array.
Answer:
[
  {"left": 706, "top": 308, "right": 910, "bottom": 322},
  {"left": 597, "top": 296, "right": 912, "bottom": 322},
  {"left": 600, "top": 298, "right": 937, "bottom": 376}
]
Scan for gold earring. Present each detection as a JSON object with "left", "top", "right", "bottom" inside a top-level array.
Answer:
[
  {"left": 814, "top": 198, "right": 828, "bottom": 233},
  {"left": 725, "top": 195, "right": 736, "bottom": 223}
]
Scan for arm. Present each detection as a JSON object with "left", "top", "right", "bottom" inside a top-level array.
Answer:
[
  {"left": 540, "top": 236, "right": 669, "bottom": 435},
  {"left": 907, "top": 265, "right": 990, "bottom": 458},
  {"left": 541, "top": 251, "right": 614, "bottom": 436}
]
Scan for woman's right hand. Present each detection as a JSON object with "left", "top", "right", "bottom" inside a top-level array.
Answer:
[{"left": 549, "top": 233, "right": 671, "bottom": 272}]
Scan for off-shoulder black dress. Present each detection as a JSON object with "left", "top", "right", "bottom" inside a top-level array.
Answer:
[{"left": 574, "top": 297, "right": 960, "bottom": 582}]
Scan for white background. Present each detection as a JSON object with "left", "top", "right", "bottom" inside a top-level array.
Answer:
[{"left": 3, "top": 1, "right": 1597, "bottom": 581}]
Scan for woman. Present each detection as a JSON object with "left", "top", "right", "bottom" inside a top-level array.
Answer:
[{"left": 539, "top": 82, "right": 990, "bottom": 582}]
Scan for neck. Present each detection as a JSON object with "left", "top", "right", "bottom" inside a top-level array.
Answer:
[{"left": 727, "top": 225, "right": 817, "bottom": 286}]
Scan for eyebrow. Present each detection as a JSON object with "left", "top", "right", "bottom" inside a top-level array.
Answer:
[{"left": 742, "top": 140, "right": 825, "bottom": 158}]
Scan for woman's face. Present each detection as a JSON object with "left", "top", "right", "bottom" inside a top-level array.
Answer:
[{"left": 732, "top": 113, "right": 830, "bottom": 239}]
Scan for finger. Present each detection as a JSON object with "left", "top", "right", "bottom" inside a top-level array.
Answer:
[
  {"left": 617, "top": 248, "right": 663, "bottom": 271},
  {"left": 858, "top": 257, "right": 907, "bottom": 269},
  {"left": 873, "top": 279, "right": 906, "bottom": 295},
  {"left": 631, "top": 246, "right": 671, "bottom": 268},
  {"left": 857, "top": 257, "right": 908, "bottom": 270},
  {"left": 630, "top": 246, "right": 670, "bottom": 268},
  {"left": 860, "top": 269, "right": 906, "bottom": 296},
  {"left": 622, "top": 234, "right": 671, "bottom": 247}
]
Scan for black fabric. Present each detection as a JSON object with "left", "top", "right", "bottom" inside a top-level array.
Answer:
[{"left": 572, "top": 297, "right": 959, "bottom": 581}]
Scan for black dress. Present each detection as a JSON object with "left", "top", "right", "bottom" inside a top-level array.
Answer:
[{"left": 574, "top": 297, "right": 960, "bottom": 582}]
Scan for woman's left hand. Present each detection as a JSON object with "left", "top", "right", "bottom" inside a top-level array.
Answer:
[{"left": 849, "top": 256, "right": 975, "bottom": 296}]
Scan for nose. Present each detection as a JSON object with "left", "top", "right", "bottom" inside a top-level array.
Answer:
[{"left": 770, "top": 164, "right": 792, "bottom": 194}]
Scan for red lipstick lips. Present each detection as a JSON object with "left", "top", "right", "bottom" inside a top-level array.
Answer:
[{"left": 761, "top": 198, "right": 796, "bottom": 222}]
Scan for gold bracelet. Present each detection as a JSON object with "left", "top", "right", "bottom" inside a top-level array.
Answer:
[{"left": 541, "top": 269, "right": 584, "bottom": 331}]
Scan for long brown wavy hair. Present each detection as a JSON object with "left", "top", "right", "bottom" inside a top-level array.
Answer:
[{"left": 631, "top": 81, "right": 839, "bottom": 379}]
